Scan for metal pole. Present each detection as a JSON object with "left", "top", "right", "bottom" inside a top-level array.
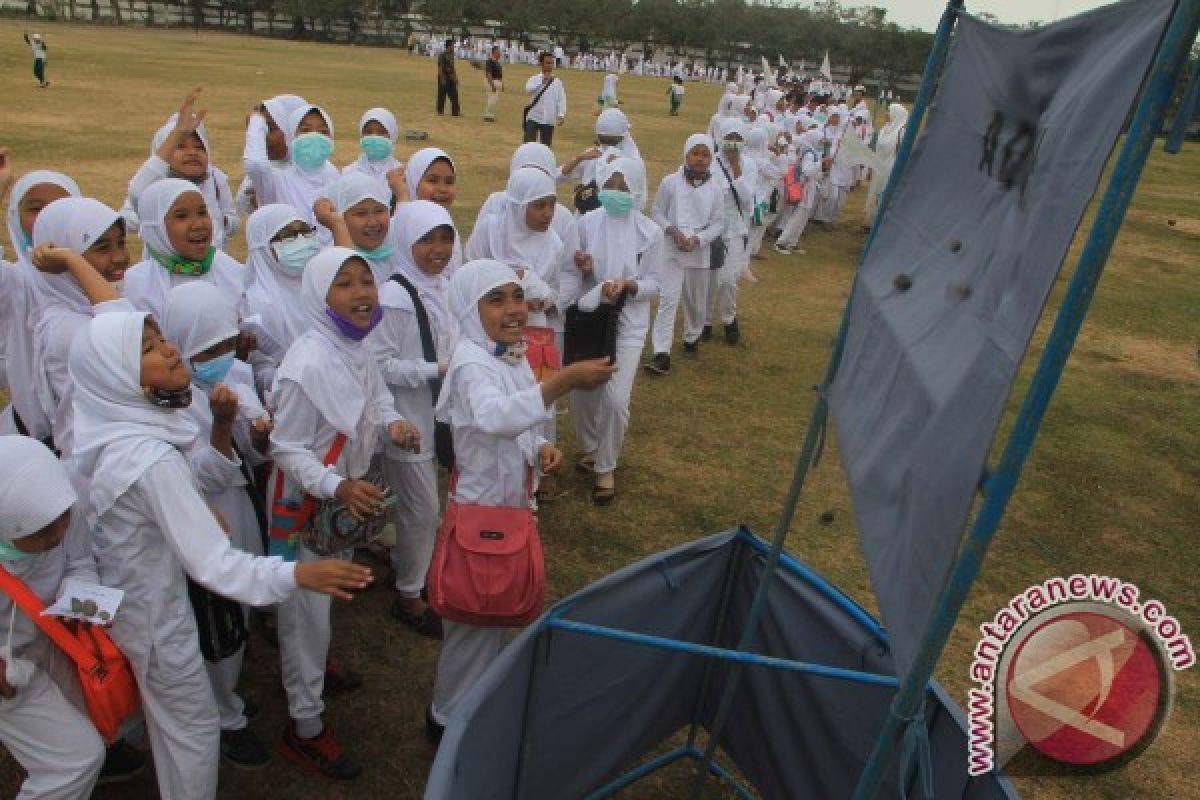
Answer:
[
  {"left": 686, "top": 7, "right": 966, "bottom": 795},
  {"left": 1166, "top": 54, "right": 1200, "bottom": 153},
  {"left": 851, "top": 2, "right": 1200, "bottom": 797}
]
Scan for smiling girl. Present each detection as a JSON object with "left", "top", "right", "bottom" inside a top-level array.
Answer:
[
  {"left": 392, "top": 148, "right": 464, "bottom": 274},
  {"left": 68, "top": 310, "right": 373, "bottom": 800},
  {"left": 123, "top": 179, "right": 245, "bottom": 323},
  {"left": 268, "top": 248, "right": 419, "bottom": 779}
]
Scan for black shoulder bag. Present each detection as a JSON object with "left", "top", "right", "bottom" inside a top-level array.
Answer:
[{"left": 390, "top": 274, "right": 455, "bottom": 469}]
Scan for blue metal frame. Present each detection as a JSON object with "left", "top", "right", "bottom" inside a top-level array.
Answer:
[
  {"left": 851, "top": 1, "right": 1200, "bottom": 797},
  {"left": 1166, "top": 54, "right": 1200, "bottom": 152}
]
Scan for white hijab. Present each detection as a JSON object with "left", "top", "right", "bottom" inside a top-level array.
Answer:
[
  {"left": 136, "top": 178, "right": 205, "bottom": 263},
  {"left": 380, "top": 200, "right": 456, "bottom": 341},
  {"left": 0, "top": 435, "right": 76, "bottom": 542},
  {"left": 262, "top": 94, "right": 307, "bottom": 137},
  {"left": 274, "top": 248, "right": 381, "bottom": 463},
  {"left": 601, "top": 73, "right": 618, "bottom": 100},
  {"left": 241, "top": 203, "right": 310, "bottom": 357},
  {"left": 5, "top": 171, "right": 81, "bottom": 439},
  {"left": 674, "top": 134, "right": 720, "bottom": 232},
  {"left": 147, "top": 114, "right": 229, "bottom": 248},
  {"left": 878, "top": 103, "right": 910, "bottom": 156},
  {"left": 346, "top": 107, "right": 401, "bottom": 179},
  {"left": 163, "top": 281, "right": 238, "bottom": 361},
  {"left": 508, "top": 142, "right": 557, "bottom": 178},
  {"left": 329, "top": 170, "right": 391, "bottom": 216},
  {"left": 404, "top": 147, "right": 455, "bottom": 199},
  {"left": 487, "top": 167, "right": 560, "bottom": 273},
  {"left": 68, "top": 311, "right": 200, "bottom": 526},
  {"left": 434, "top": 259, "right": 529, "bottom": 427},
  {"left": 584, "top": 158, "right": 658, "bottom": 283},
  {"left": 595, "top": 108, "right": 642, "bottom": 161},
  {"left": 30, "top": 197, "right": 120, "bottom": 318}
]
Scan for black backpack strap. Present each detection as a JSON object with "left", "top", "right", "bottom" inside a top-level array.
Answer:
[
  {"left": 389, "top": 273, "right": 442, "bottom": 401},
  {"left": 231, "top": 440, "right": 269, "bottom": 555}
]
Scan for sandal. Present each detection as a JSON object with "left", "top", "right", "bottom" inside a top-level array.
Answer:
[{"left": 592, "top": 472, "right": 616, "bottom": 506}]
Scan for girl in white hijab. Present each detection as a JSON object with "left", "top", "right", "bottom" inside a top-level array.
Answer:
[
  {"left": 393, "top": 147, "right": 464, "bottom": 275},
  {"left": 268, "top": 247, "right": 417, "bottom": 778},
  {"left": 0, "top": 435, "right": 107, "bottom": 800},
  {"left": 709, "top": 117, "right": 757, "bottom": 342},
  {"left": 28, "top": 197, "right": 132, "bottom": 457},
  {"left": 342, "top": 107, "right": 401, "bottom": 188},
  {"left": 645, "top": 134, "right": 724, "bottom": 373},
  {"left": 775, "top": 128, "right": 825, "bottom": 255},
  {"left": 427, "top": 259, "right": 612, "bottom": 738},
  {"left": 243, "top": 103, "right": 339, "bottom": 244},
  {"left": 236, "top": 93, "right": 308, "bottom": 216},
  {"left": 123, "top": 179, "right": 245, "bottom": 322},
  {"left": 319, "top": 170, "right": 396, "bottom": 284},
  {"left": 743, "top": 126, "right": 776, "bottom": 268},
  {"left": 598, "top": 72, "right": 619, "bottom": 110},
  {"left": 162, "top": 281, "right": 273, "bottom": 766},
  {"left": 68, "top": 310, "right": 371, "bottom": 800},
  {"left": 370, "top": 201, "right": 457, "bottom": 637},
  {"left": 240, "top": 203, "right": 318, "bottom": 399},
  {"left": 561, "top": 157, "right": 663, "bottom": 504},
  {"left": 121, "top": 90, "right": 239, "bottom": 251},
  {"left": 2, "top": 169, "right": 79, "bottom": 441},
  {"left": 864, "top": 103, "right": 909, "bottom": 229},
  {"left": 560, "top": 109, "right": 643, "bottom": 194}
]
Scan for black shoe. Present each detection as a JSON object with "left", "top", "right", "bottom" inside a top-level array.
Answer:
[
  {"left": 323, "top": 661, "right": 363, "bottom": 696},
  {"left": 97, "top": 740, "right": 146, "bottom": 785},
  {"left": 425, "top": 705, "right": 445, "bottom": 747},
  {"left": 724, "top": 319, "right": 741, "bottom": 345},
  {"left": 643, "top": 353, "right": 671, "bottom": 375},
  {"left": 700, "top": 325, "right": 713, "bottom": 342},
  {"left": 682, "top": 341, "right": 699, "bottom": 357},
  {"left": 222, "top": 726, "right": 271, "bottom": 770},
  {"left": 391, "top": 596, "right": 444, "bottom": 639}
]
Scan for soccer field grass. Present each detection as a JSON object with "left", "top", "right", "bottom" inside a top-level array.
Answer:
[{"left": 1, "top": 19, "right": 1196, "bottom": 799}]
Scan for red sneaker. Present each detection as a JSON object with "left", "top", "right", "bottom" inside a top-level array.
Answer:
[{"left": 279, "top": 721, "right": 362, "bottom": 780}]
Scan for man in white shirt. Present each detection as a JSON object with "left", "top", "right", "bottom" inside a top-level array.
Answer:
[{"left": 523, "top": 52, "right": 567, "bottom": 146}]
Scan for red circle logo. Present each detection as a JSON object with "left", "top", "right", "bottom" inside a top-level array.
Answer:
[{"left": 1004, "top": 609, "right": 1168, "bottom": 767}]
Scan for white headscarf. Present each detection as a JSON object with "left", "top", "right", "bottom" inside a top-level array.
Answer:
[
  {"left": 151, "top": 113, "right": 213, "bottom": 161},
  {"left": 328, "top": 171, "right": 391, "bottom": 215},
  {"left": 586, "top": 157, "right": 658, "bottom": 282},
  {"left": 601, "top": 73, "right": 618, "bottom": 100},
  {"left": 358, "top": 107, "right": 398, "bottom": 144},
  {"left": 0, "top": 436, "right": 76, "bottom": 541},
  {"left": 30, "top": 197, "right": 121, "bottom": 317},
  {"left": 595, "top": 109, "right": 641, "bottom": 161},
  {"left": 508, "top": 143, "right": 557, "bottom": 178},
  {"left": 673, "top": 135, "right": 720, "bottom": 233},
  {"left": 4, "top": 171, "right": 81, "bottom": 439},
  {"left": 380, "top": 200, "right": 456, "bottom": 339},
  {"left": 488, "top": 167, "right": 559, "bottom": 271},
  {"left": 262, "top": 94, "right": 307, "bottom": 136},
  {"left": 731, "top": 95, "right": 752, "bottom": 120},
  {"left": 274, "top": 248, "right": 378, "bottom": 443},
  {"left": 347, "top": 107, "right": 401, "bottom": 179},
  {"left": 285, "top": 103, "right": 335, "bottom": 148},
  {"left": 405, "top": 147, "right": 455, "bottom": 198},
  {"left": 746, "top": 127, "right": 769, "bottom": 162},
  {"left": 163, "top": 281, "right": 238, "bottom": 360},
  {"left": 136, "top": 178, "right": 206, "bottom": 262},
  {"left": 879, "top": 103, "right": 909, "bottom": 148},
  {"left": 69, "top": 311, "right": 200, "bottom": 526},
  {"left": 241, "top": 203, "right": 309, "bottom": 356}
]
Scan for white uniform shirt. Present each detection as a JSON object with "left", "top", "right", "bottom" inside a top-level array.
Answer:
[{"left": 523, "top": 74, "right": 567, "bottom": 125}]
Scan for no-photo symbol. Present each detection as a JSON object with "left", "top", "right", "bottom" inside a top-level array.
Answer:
[{"left": 1005, "top": 610, "right": 1168, "bottom": 767}]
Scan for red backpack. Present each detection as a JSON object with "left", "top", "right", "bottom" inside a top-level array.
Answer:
[{"left": 426, "top": 469, "right": 545, "bottom": 627}]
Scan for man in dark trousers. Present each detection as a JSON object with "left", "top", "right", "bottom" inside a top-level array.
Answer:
[{"left": 437, "top": 38, "right": 460, "bottom": 117}]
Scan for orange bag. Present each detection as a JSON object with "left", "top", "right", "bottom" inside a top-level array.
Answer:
[
  {"left": 0, "top": 565, "right": 140, "bottom": 744},
  {"left": 524, "top": 326, "right": 561, "bottom": 381}
]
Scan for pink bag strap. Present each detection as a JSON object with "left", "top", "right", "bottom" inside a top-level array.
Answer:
[{"left": 0, "top": 564, "right": 100, "bottom": 670}]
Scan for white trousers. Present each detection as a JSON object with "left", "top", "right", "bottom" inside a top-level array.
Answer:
[
  {"left": 278, "top": 544, "right": 331, "bottom": 723},
  {"left": 778, "top": 204, "right": 812, "bottom": 249},
  {"left": 484, "top": 81, "right": 502, "bottom": 119},
  {"left": 649, "top": 257, "right": 685, "bottom": 355},
  {"left": 134, "top": 632, "right": 221, "bottom": 800},
  {"left": 683, "top": 269, "right": 713, "bottom": 344},
  {"left": 430, "top": 621, "right": 511, "bottom": 726},
  {"left": 205, "top": 644, "right": 247, "bottom": 731},
  {"left": 384, "top": 457, "right": 440, "bottom": 597},
  {"left": 701, "top": 236, "right": 744, "bottom": 327},
  {"left": 571, "top": 333, "right": 643, "bottom": 474},
  {"left": 0, "top": 667, "right": 104, "bottom": 800}
]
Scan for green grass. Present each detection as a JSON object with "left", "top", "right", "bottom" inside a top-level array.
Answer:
[{"left": 1, "top": 20, "right": 1197, "bottom": 800}]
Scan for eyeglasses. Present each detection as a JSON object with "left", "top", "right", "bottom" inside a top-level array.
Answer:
[{"left": 272, "top": 226, "right": 318, "bottom": 245}]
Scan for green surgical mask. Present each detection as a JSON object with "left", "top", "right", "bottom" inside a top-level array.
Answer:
[
  {"left": 151, "top": 246, "right": 216, "bottom": 277},
  {"left": 598, "top": 189, "right": 635, "bottom": 217},
  {"left": 360, "top": 135, "right": 393, "bottom": 162},
  {"left": 0, "top": 539, "right": 33, "bottom": 562}
]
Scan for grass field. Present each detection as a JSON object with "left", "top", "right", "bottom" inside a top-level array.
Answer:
[{"left": 1, "top": 19, "right": 1197, "bottom": 800}]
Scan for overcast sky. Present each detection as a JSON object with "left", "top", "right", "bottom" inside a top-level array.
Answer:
[{"left": 879, "top": 1, "right": 1109, "bottom": 31}]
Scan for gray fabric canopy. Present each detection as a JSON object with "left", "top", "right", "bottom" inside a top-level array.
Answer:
[
  {"left": 426, "top": 530, "right": 1018, "bottom": 799},
  {"left": 828, "top": 0, "right": 1174, "bottom": 678}
]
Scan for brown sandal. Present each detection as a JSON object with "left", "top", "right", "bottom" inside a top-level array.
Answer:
[{"left": 592, "top": 472, "right": 616, "bottom": 506}]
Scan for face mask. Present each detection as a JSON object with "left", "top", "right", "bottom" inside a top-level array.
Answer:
[
  {"left": 272, "top": 233, "right": 320, "bottom": 276},
  {"left": 598, "top": 189, "right": 635, "bottom": 217},
  {"left": 0, "top": 539, "right": 34, "bottom": 562},
  {"left": 291, "top": 132, "right": 334, "bottom": 172},
  {"left": 356, "top": 243, "right": 395, "bottom": 261},
  {"left": 360, "top": 135, "right": 393, "bottom": 162},
  {"left": 150, "top": 246, "right": 216, "bottom": 277},
  {"left": 191, "top": 351, "right": 235, "bottom": 390},
  {"left": 325, "top": 305, "right": 383, "bottom": 341}
]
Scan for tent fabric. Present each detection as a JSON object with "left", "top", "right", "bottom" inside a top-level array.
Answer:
[
  {"left": 827, "top": 0, "right": 1174, "bottom": 678},
  {"left": 426, "top": 529, "right": 1017, "bottom": 799}
]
